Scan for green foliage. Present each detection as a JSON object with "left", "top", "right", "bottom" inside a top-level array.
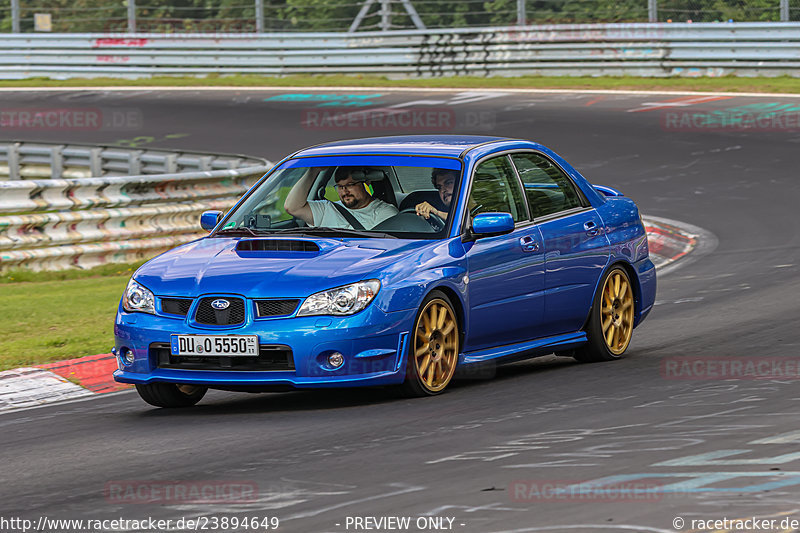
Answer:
[
  {"left": 281, "top": 0, "right": 359, "bottom": 30},
  {"left": 0, "top": 0, "right": 790, "bottom": 32},
  {"left": 16, "top": 0, "right": 127, "bottom": 32},
  {"left": 0, "top": 0, "right": 10, "bottom": 32},
  {"left": 657, "top": 0, "right": 781, "bottom": 21},
  {"left": 0, "top": 274, "right": 130, "bottom": 370}
]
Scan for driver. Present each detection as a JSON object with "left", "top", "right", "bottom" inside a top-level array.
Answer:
[
  {"left": 415, "top": 168, "right": 457, "bottom": 220},
  {"left": 284, "top": 167, "right": 398, "bottom": 230}
]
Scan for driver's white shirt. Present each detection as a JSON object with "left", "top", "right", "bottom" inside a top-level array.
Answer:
[{"left": 308, "top": 198, "right": 398, "bottom": 230}]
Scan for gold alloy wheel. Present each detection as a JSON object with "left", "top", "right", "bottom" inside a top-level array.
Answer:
[
  {"left": 601, "top": 270, "right": 635, "bottom": 355},
  {"left": 412, "top": 298, "right": 459, "bottom": 393}
]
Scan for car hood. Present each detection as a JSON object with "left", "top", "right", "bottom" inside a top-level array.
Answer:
[{"left": 133, "top": 236, "right": 433, "bottom": 298}]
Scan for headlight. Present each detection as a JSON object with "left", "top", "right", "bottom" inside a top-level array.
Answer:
[
  {"left": 297, "top": 280, "right": 380, "bottom": 317},
  {"left": 122, "top": 279, "right": 156, "bottom": 314}
]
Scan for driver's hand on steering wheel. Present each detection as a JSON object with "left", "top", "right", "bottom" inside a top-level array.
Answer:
[{"left": 415, "top": 202, "right": 447, "bottom": 220}]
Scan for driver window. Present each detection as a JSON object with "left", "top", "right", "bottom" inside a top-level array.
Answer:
[{"left": 469, "top": 156, "right": 527, "bottom": 222}]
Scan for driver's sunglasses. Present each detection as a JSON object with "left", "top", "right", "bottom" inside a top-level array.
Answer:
[{"left": 335, "top": 181, "right": 363, "bottom": 191}]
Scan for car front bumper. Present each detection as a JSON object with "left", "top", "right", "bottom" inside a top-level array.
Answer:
[{"left": 113, "top": 304, "right": 415, "bottom": 389}]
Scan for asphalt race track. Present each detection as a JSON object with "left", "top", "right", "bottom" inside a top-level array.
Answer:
[{"left": 2, "top": 88, "right": 800, "bottom": 533}]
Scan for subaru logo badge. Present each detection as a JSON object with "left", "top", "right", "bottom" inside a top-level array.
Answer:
[{"left": 211, "top": 299, "right": 230, "bottom": 310}]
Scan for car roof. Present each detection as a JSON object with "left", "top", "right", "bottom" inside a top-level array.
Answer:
[{"left": 292, "top": 135, "right": 513, "bottom": 159}]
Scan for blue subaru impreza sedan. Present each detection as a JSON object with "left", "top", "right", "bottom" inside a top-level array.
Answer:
[{"left": 114, "top": 135, "right": 656, "bottom": 407}]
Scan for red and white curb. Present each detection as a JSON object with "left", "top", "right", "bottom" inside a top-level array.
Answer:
[
  {"left": 0, "top": 353, "right": 126, "bottom": 412},
  {"left": 642, "top": 215, "right": 697, "bottom": 271},
  {"left": 0, "top": 215, "right": 710, "bottom": 412},
  {"left": 642, "top": 214, "right": 717, "bottom": 275},
  {"left": 0, "top": 367, "right": 94, "bottom": 411}
]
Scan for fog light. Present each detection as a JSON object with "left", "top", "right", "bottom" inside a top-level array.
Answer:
[
  {"left": 328, "top": 352, "right": 344, "bottom": 368},
  {"left": 120, "top": 348, "right": 135, "bottom": 365}
]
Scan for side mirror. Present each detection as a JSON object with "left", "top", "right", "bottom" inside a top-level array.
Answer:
[
  {"left": 466, "top": 212, "right": 515, "bottom": 241},
  {"left": 200, "top": 210, "right": 222, "bottom": 232}
]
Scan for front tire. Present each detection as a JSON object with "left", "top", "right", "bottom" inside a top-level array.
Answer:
[
  {"left": 401, "top": 290, "right": 460, "bottom": 396},
  {"left": 135, "top": 383, "right": 207, "bottom": 408},
  {"left": 574, "top": 266, "right": 635, "bottom": 362}
]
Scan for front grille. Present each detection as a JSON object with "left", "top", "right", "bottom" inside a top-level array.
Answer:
[
  {"left": 255, "top": 299, "right": 300, "bottom": 318},
  {"left": 161, "top": 298, "right": 192, "bottom": 316},
  {"left": 152, "top": 342, "right": 294, "bottom": 371},
  {"left": 236, "top": 239, "right": 320, "bottom": 252},
  {"left": 195, "top": 297, "right": 245, "bottom": 326}
]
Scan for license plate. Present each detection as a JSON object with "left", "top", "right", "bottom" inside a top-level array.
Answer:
[{"left": 170, "top": 335, "right": 259, "bottom": 357}]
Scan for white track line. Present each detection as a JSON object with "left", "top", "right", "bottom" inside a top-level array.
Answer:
[{"left": 0, "top": 86, "right": 799, "bottom": 98}]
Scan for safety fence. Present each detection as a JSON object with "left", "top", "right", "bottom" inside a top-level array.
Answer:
[
  {"left": 0, "top": 142, "right": 271, "bottom": 271},
  {"left": 1, "top": 22, "right": 799, "bottom": 79},
  {"left": 1, "top": 0, "right": 797, "bottom": 34}
]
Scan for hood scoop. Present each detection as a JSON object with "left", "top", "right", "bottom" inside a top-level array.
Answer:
[{"left": 236, "top": 239, "right": 320, "bottom": 253}]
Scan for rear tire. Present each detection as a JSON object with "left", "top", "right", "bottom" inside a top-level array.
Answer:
[
  {"left": 574, "top": 266, "right": 635, "bottom": 363},
  {"left": 135, "top": 383, "right": 207, "bottom": 408},
  {"left": 401, "top": 290, "right": 460, "bottom": 397}
]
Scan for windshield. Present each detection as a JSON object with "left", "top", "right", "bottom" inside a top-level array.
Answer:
[{"left": 219, "top": 156, "right": 463, "bottom": 239}]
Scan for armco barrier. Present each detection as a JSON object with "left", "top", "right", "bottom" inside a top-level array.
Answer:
[
  {"left": 1, "top": 23, "right": 800, "bottom": 79},
  {"left": 0, "top": 142, "right": 271, "bottom": 271}
]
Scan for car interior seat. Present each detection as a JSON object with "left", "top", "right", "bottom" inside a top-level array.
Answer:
[{"left": 362, "top": 168, "right": 398, "bottom": 208}]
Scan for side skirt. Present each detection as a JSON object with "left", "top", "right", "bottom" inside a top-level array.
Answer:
[{"left": 460, "top": 331, "right": 588, "bottom": 366}]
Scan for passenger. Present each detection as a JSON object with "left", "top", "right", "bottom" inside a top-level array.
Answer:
[{"left": 285, "top": 167, "right": 398, "bottom": 230}]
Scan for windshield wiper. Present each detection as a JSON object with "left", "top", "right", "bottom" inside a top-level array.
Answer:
[
  {"left": 269, "top": 227, "right": 398, "bottom": 239},
  {"left": 213, "top": 227, "right": 265, "bottom": 237}
]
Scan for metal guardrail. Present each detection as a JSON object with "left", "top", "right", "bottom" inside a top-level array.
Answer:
[
  {"left": 1, "top": 23, "right": 800, "bottom": 78},
  {"left": 0, "top": 142, "right": 271, "bottom": 271}
]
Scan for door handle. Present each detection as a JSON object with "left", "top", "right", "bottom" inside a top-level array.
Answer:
[
  {"left": 519, "top": 236, "right": 539, "bottom": 252},
  {"left": 584, "top": 221, "right": 601, "bottom": 236}
]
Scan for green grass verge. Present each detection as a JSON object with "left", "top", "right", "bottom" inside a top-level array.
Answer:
[
  {"left": 1, "top": 74, "right": 800, "bottom": 94},
  {"left": 0, "top": 261, "right": 145, "bottom": 370}
]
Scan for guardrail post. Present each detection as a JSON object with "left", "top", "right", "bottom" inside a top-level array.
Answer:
[
  {"left": 163, "top": 154, "right": 178, "bottom": 174},
  {"left": 127, "top": 0, "right": 136, "bottom": 33},
  {"left": 7, "top": 143, "right": 21, "bottom": 180},
  {"left": 648, "top": 0, "right": 657, "bottom": 22},
  {"left": 517, "top": 0, "right": 526, "bottom": 25},
  {"left": 222, "top": 158, "right": 243, "bottom": 170},
  {"left": 50, "top": 145, "right": 64, "bottom": 180},
  {"left": 781, "top": 0, "right": 789, "bottom": 21},
  {"left": 255, "top": 0, "right": 264, "bottom": 32},
  {"left": 129, "top": 150, "right": 142, "bottom": 175},
  {"left": 379, "top": 0, "right": 391, "bottom": 31},
  {"left": 88, "top": 148, "right": 103, "bottom": 177},
  {"left": 198, "top": 156, "right": 213, "bottom": 171},
  {"left": 11, "top": 0, "right": 21, "bottom": 32}
]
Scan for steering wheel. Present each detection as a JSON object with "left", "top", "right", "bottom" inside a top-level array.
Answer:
[{"left": 401, "top": 208, "right": 445, "bottom": 232}]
